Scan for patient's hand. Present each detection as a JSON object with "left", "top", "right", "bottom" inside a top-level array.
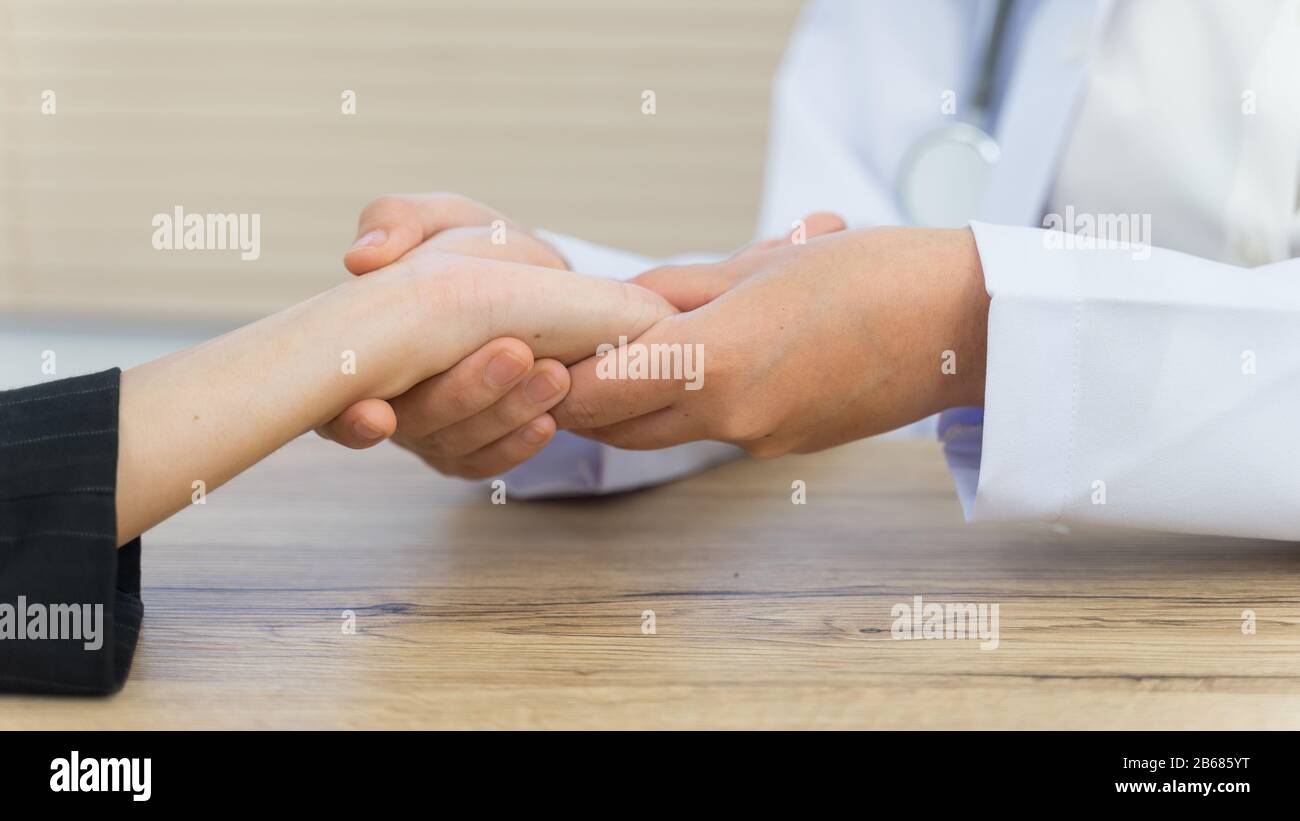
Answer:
[{"left": 317, "top": 193, "right": 674, "bottom": 477}]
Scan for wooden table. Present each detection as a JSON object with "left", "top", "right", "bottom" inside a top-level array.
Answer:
[{"left": 4, "top": 435, "right": 1299, "bottom": 729}]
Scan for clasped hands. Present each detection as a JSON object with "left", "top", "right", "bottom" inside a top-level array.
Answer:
[{"left": 317, "top": 193, "right": 991, "bottom": 478}]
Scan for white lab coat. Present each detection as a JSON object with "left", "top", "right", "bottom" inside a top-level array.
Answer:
[{"left": 510, "top": 0, "right": 1300, "bottom": 542}]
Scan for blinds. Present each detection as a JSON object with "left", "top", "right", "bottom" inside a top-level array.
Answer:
[{"left": 0, "top": 0, "right": 802, "bottom": 320}]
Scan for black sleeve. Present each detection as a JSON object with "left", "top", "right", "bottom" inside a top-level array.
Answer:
[{"left": 0, "top": 368, "right": 143, "bottom": 694}]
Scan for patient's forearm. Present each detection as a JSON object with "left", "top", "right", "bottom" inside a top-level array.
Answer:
[
  {"left": 115, "top": 273, "right": 424, "bottom": 546},
  {"left": 114, "top": 254, "right": 674, "bottom": 546}
]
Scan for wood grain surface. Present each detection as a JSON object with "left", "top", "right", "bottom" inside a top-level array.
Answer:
[{"left": 2, "top": 434, "right": 1299, "bottom": 729}]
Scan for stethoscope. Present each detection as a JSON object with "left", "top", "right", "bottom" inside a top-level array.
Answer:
[{"left": 897, "top": 0, "right": 1016, "bottom": 227}]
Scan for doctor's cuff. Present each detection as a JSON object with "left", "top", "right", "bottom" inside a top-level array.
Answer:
[
  {"left": 959, "top": 221, "right": 1083, "bottom": 524},
  {"left": 937, "top": 407, "right": 984, "bottom": 519},
  {"left": 499, "top": 433, "right": 742, "bottom": 499}
]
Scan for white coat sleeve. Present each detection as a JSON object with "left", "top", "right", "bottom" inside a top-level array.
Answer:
[
  {"left": 497, "top": 230, "right": 741, "bottom": 499},
  {"left": 945, "top": 221, "right": 1300, "bottom": 540}
]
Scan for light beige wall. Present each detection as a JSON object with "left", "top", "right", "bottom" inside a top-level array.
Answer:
[{"left": 0, "top": 0, "right": 804, "bottom": 320}]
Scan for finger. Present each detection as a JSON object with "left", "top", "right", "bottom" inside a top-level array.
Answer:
[
  {"left": 791, "top": 211, "right": 848, "bottom": 240},
  {"left": 572, "top": 406, "right": 704, "bottom": 450},
  {"left": 734, "top": 237, "right": 784, "bottom": 258},
  {"left": 637, "top": 212, "right": 848, "bottom": 310},
  {"left": 631, "top": 259, "right": 751, "bottom": 312},
  {"left": 315, "top": 397, "right": 398, "bottom": 450},
  {"left": 425, "top": 225, "right": 566, "bottom": 268},
  {"left": 732, "top": 211, "right": 848, "bottom": 260},
  {"left": 389, "top": 337, "right": 533, "bottom": 438},
  {"left": 435, "top": 413, "right": 559, "bottom": 480},
  {"left": 343, "top": 192, "right": 505, "bottom": 275},
  {"left": 551, "top": 332, "right": 686, "bottom": 430},
  {"left": 421, "top": 359, "right": 570, "bottom": 459}
]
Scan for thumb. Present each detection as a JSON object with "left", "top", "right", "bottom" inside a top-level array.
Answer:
[
  {"left": 343, "top": 196, "right": 428, "bottom": 276},
  {"left": 343, "top": 192, "right": 505, "bottom": 276}
]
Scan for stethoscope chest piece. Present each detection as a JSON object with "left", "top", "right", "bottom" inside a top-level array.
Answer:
[
  {"left": 897, "top": 0, "right": 1015, "bottom": 228},
  {"left": 897, "top": 121, "right": 1001, "bottom": 228}
]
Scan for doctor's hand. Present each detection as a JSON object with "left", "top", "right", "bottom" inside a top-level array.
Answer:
[
  {"left": 552, "top": 227, "right": 991, "bottom": 457},
  {"left": 317, "top": 192, "right": 575, "bottom": 477},
  {"left": 318, "top": 192, "right": 847, "bottom": 478}
]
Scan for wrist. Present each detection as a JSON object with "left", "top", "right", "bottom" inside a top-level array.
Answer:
[
  {"left": 306, "top": 267, "right": 445, "bottom": 411},
  {"left": 116, "top": 271, "right": 436, "bottom": 543},
  {"left": 945, "top": 227, "right": 989, "bottom": 408}
]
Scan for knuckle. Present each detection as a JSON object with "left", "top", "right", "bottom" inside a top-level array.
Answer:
[
  {"left": 557, "top": 392, "right": 604, "bottom": 430},
  {"left": 430, "top": 458, "right": 478, "bottom": 480},
  {"left": 575, "top": 426, "right": 616, "bottom": 446},
  {"left": 411, "top": 446, "right": 476, "bottom": 478},
  {"left": 712, "top": 411, "right": 769, "bottom": 445},
  {"left": 441, "top": 383, "right": 482, "bottom": 420},
  {"left": 453, "top": 458, "right": 501, "bottom": 481},
  {"left": 366, "top": 194, "right": 406, "bottom": 217},
  {"left": 490, "top": 398, "right": 525, "bottom": 430},
  {"left": 420, "top": 432, "right": 472, "bottom": 460},
  {"left": 741, "top": 437, "right": 791, "bottom": 460}
]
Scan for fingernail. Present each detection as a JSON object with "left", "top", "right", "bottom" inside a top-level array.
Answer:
[
  {"left": 520, "top": 421, "right": 550, "bottom": 445},
  {"left": 348, "top": 229, "right": 387, "bottom": 252},
  {"left": 524, "top": 372, "right": 561, "bottom": 404},
  {"left": 352, "top": 418, "right": 385, "bottom": 440},
  {"left": 485, "top": 351, "right": 529, "bottom": 388}
]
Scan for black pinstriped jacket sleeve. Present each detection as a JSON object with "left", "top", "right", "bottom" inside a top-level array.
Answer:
[{"left": 0, "top": 368, "right": 143, "bottom": 694}]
